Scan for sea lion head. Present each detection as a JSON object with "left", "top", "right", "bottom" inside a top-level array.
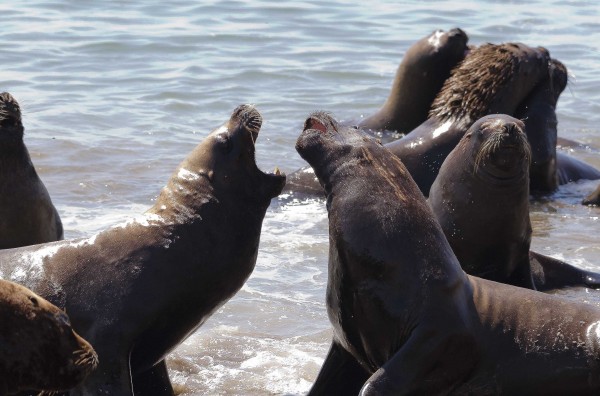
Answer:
[
  {"left": 418, "top": 27, "right": 469, "bottom": 63},
  {"left": 0, "top": 92, "right": 24, "bottom": 147},
  {"left": 430, "top": 43, "right": 552, "bottom": 128},
  {"left": 464, "top": 114, "right": 531, "bottom": 181},
  {"left": 179, "top": 104, "right": 286, "bottom": 204},
  {"left": 296, "top": 111, "right": 384, "bottom": 191},
  {"left": 0, "top": 280, "right": 97, "bottom": 394}
]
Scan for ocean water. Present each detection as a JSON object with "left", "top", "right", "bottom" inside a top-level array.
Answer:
[{"left": 1, "top": 1, "right": 600, "bottom": 394}]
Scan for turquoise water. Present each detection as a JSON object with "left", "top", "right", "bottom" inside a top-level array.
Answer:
[{"left": 2, "top": 1, "right": 600, "bottom": 394}]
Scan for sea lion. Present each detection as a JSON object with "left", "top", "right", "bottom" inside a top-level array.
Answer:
[
  {"left": 0, "top": 92, "right": 63, "bottom": 249},
  {"left": 428, "top": 114, "right": 600, "bottom": 290},
  {"left": 583, "top": 183, "right": 600, "bottom": 206},
  {"left": 0, "top": 279, "right": 97, "bottom": 395},
  {"left": 358, "top": 28, "right": 469, "bottom": 135},
  {"left": 428, "top": 115, "right": 535, "bottom": 289},
  {"left": 297, "top": 112, "right": 600, "bottom": 395},
  {"left": 0, "top": 105, "right": 286, "bottom": 395},
  {"left": 386, "top": 42, "right": 553, "bottom": 195}
]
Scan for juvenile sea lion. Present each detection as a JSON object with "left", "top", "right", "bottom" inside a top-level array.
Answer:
[
  {"left": 386, "top": 42, "right": 552, "bottom": 195},
  {"left": 297, "top": 112, "right": 600, "bottom": 395},
  {"left": 0, "top": 279, "right": 97, "bottom": 395},
  {"left": 0, "top": 105, "right": 286, "bottom": 395},
  {"left": 428, "top": 114, "right": 600, "bottom": 290},
  {"left": 0, "top": 92, "right": 63, "bottom": 249},
  {"left": 358, "top": 28, "right": 469, "bottom": 135}
]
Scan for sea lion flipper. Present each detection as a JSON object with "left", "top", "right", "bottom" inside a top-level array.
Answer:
[
  {"left": 530, "top": 251, "right": 600, "bottom": 290},
  {"left": 308, "top": 340, "right": 369, "bottom": 396},
  {"left": 556, "top": 151, "right": 600, "bottom": 184},
  {"left": 360, "top": 330, "right": 478, "bottom": 396},
  {"left": 132, "top": 360, "right": 174, "bottom": 396}
]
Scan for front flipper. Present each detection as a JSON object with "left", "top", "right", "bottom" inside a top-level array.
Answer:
[
  {"left": 556, "top": 151, "right": 600, "bottom": 184},
  {"left": 132, "top": 360, "right": 174, "bottom": 396},
  {"left": 309, "top": 339, "right": 370, "bottom": 396},
  {"left": 530, "top": 251, "right": 600, "bottom": 290},
  {"left": 359, "top": 330, "right": 478, "bottom": 395},
  {"left": 73, "top": 357, "right": 134, "bottom": 396}
]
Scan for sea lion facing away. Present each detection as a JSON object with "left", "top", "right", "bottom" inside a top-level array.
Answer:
[
  {"left": 0, "top": 279, "right": 97, "bottom": 395},
  {"left": 358, "top": 28, "right": 469, "bottom": 135},
  {"left": 297, "top": 112, "right": 600, "bottom": 395},
  {"left": 0, "top": 92, "right": 63, "bottom": 249},
  {"left": 0, "top": 105, "right": 286, "bottom": 395}
]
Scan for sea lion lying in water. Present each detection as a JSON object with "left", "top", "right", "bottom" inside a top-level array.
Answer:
[
  {"left": 297, "top": 112, "right": 600, "bottom": 395},
  {"left": 0, "top": 278, "right": 97, "bottom": 395},
  {"left": 0, "top": 105, "right": 285, "bottom": 395},
  {"left": 0, "top": 92, "right": 63, "bottom": 249}
]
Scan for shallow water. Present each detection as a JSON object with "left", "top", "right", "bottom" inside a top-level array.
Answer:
[{"left": 2, "top": 0, "right": 600, "bottom": 394}]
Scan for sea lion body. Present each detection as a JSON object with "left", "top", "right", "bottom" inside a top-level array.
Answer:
[
  {"left": 0, "top": 92, "right": 63, "bottom": 249},
  {"left": 358, "top": 28, "right": 469, "bottom": 135},
  {"left": 296, "top": 113, "right": 600, "bottom": 395},
  {"left": 386, "top": 42, "right": 552, "bottom": 195},
  {"left": 0, "top": 105, "right": 285, "bottom": 395},
  {"left": 0, "top": 279, "right": 97, "bottom": 395}
]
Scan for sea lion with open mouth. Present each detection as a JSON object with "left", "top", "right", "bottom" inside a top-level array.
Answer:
[
  {"left": 0, "top": 105, "right": 285, "bottom": 395},
  {"left": 297, "top": 112, "right": 600, "bottom": 395}
]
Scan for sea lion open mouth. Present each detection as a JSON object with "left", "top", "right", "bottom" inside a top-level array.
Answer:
[{"left": 228, "top": 104, "right": 286, "bottom": 198}]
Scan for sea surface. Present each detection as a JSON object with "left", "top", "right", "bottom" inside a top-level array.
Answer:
[{"left": 1, "top": 1, "right": 600, "bottom": 394}]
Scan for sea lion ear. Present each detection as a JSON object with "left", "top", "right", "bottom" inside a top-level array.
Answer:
[{"left": 465, "top": 132, "right": 473, "bottom": 139}]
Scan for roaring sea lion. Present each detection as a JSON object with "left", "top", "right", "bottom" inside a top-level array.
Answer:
[
  {"left": 358, "top": 28, "right": 469, "bottom": 135},
  {"left": 297, "top": 112, "right": 600, "bottom": 395},
  {"left": 583, "top": 183, "right": 600, "bottom": 206},
  {"left": 0, "top": 92, "right": 63, "bottom": 249},
  {"left": 386, "top": 42, "right": 553, "bottom": 195},
  {"left": 0, "top": 279, "right": 97, "bottom": 395},
  {"left": 428, "top": 114, "right": 600, "bottom": 290},
  {"left": 0, "top": 105, "right": 286, "bottom": 395}
]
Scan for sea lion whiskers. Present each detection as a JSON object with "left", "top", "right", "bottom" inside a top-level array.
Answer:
[
  {"left": 473, "top": 119, "right": 531, "bottom": 174},
  {"left": 73, "top": 346, "right": 99, "bottom": 369}
]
